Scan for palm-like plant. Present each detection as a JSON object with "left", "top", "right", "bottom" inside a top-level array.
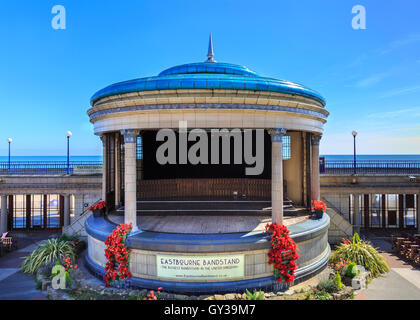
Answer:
[
  {"left": 330, "top": 233, "right": 389, "bottom": 278},
  {"left": 21, "top": 238, "right": 75, "bottom": 274}
]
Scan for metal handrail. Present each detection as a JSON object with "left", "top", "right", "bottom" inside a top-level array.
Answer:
[
  {"left": 320, "top": 160, "right": 420, "bottom": 174},
  {"left": 0, "top": 161, "right": 102, "bottom": 175}
]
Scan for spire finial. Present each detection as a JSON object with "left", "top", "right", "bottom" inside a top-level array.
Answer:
[{"left": 206, "top": 32, "right": 216, "bottom": 63}]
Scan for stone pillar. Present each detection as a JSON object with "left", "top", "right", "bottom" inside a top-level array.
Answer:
[
  {"left": 1, "top": 195, "right": 7, "bottom": 233},
  {"left": 115, "top": 133, "right": 121, "bottom": 207},
  {"left": 100, "top": 135, "right": 107, "bottom": 202},
  {"left": 121, "top": 129, "right": 138, "bottom": 232},
  {"left": 310, "top": 134, "right": 322, "bottom": 201},
  {"left": 73, "top": 194, "right": 84, "bottom": 218},
  {"left": 269, "top": 128, "right": 287, "bottom": 225},
  {"left": 63, "top": 194, "right": 71, "bottom": 227},
  {"left": 353, "top": 193, "right": 360, "bottom": 226}
]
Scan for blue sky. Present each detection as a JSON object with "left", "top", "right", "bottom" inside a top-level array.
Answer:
[{"left": 0, "top": 0, "right": 419, "bottom": 156}]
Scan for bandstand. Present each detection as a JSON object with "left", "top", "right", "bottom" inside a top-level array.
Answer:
[{"left": 85, "top": 36, "right": 330, "bottom": 293}]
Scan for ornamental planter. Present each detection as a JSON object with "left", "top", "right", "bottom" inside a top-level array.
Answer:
[
  {"left": 313, "top": 209, "right": 324, "bottom": 219},
  {"left": 92, "top": 208, "right": 105, "bottom": 218}
]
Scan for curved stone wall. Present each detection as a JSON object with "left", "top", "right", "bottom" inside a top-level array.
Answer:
[{"left": 85, "top": 214, "right": 330, "bottom": 294}]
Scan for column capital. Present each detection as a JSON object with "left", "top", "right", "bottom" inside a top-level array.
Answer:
[
  {"left": 311, "top": 134, "right": 322, "bottom": 146},
  {"left": 120, "top": 129, "right": 139, "bottom": 143},
  {"left": 268, "top": 128, "right": 287, "bottom": 142}
]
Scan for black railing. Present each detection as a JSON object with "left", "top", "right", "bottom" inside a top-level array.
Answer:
[
  {"left": 320, "top": 160, "right": 420, "bottom": 174},
  {"left": 0, "top": 161, "right": 103, "bottom": 175}
]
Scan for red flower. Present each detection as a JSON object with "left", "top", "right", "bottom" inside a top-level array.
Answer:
[
  {"left": 311, "top": 200, "right": 326, "bottom": 212},
  {"left": 103, "top": 223, "right": 133, "bottom": 287},
  {"left": 89, "top": 201, "right": 106, "bottom": 211},
  {"left": 264, "top": 223, "right": 300, "bottom": 283}
]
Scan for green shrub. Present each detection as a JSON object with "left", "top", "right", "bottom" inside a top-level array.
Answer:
[
  {"left": 244, "top": 289, "right": 264, "bottom": 300},
  {"left": 314, "top": 292, "right": 331, "bottom": 300},
  {"left": 21, "top": 238, "right": 75, "bottom": 274},
  {"left": 59, "top": 233, "right": 79, "bottom": 242},
  {"left": 345, "top": 262, "right": 359, "bottom": 278},
  {"left": 333, "top": 272, "right": 343, "bottom": 290},
  {"left": 317, "top": 279, "right": 338, "bottom": 293},
  {"left": 330, "top": 233, "right": 389, "bottom": 278}
]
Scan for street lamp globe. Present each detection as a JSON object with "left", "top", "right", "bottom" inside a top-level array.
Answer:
[
  {"left": 7, "top": 138, "right": 12, "bottom": 143},
  {"left": 352, "top": 130, "right": 358, "bottom": 137},
  {"left": 66, "top": 131, "right": 72, "bottom": 137}
]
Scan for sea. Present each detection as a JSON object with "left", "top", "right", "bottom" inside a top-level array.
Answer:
[{"left": 0, "top": 155, "right": 419, "bottom": 162}]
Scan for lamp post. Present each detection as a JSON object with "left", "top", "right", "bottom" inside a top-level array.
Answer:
[
  {"left": 7, "top": 138, "right": 12, "bottom": 170},
  {"left": 352, "top": 131, "right": 358, "bottom": 174},
  {"left": 66, "top": 131, "right": 72, "bottom": 174}
]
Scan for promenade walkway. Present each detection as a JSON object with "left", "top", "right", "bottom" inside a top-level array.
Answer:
[
  {"left": 354, "top": 237, "right": 420, "bottom": 300},
  {"left": 0, "top": 233, "right": 56, "bottom": 300}
]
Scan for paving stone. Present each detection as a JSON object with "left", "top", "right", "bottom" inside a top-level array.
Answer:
[{"left": 224, "top": 293, "right": 236, "bottom": 300}]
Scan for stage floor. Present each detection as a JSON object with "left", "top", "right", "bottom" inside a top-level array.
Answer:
[
  {"left": 115, "top": 200, "right": 306, "bottom": 216},
  {"left": 107, "top": 213, "right": 310, "bottom": 234}
]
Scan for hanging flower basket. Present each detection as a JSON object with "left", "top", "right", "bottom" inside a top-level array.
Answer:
[
  {"left": 314, "top": 209, "right": 324, "bottom": 219},
  {"left": 311, "top": 200, "right": 326, "bottom": 220},
  {"left": 103, "top": 223, "right": 133, "bottom": 287},
  {"left": 265, "top": 223, "right": 300, "bottom": 283},
  {"left": 92, "top": 208, "right": 105, "bottom": 218}
]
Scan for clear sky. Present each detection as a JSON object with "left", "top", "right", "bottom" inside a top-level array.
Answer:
[{"left": 0, "top": 0, "right": 419, "bottom": 156}]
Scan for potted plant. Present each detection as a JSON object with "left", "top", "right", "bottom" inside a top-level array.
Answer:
[
  {"left": 88, "top": 201, "right": 106, "bottom": 218},
  {"left": 311, "top": 200, "right": 326, "bottom": 219}
]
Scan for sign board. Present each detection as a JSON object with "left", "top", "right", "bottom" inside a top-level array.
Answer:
[
  {"left": 156, "top": 254, "right": 245, "bottom": 281},
  {"left": 73, "top": 165, "right": 102, "bottom": 175}
]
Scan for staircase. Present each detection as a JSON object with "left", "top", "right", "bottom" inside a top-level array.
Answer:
[
  {"left": 62, "top": 199, "right": 102, "bottom": 237},
  {"left": 114, "top": 199, "right": 307, "bottom": 216},
  {"left": 322, "top": 198, "right": 354, "bottom": 245}
]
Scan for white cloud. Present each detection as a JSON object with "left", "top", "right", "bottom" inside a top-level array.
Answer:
[
  {"left": 354, "top": 72, "right": 388, "bottom": 88},
  {"left": 380, "top": 85, "right": 420, "bottom": 98},
  {"left": 380, "top": 33, "right": 420, "bottom": 55},
  {"left": 367, "top": 107, "right": 420, "bottom": 119}
]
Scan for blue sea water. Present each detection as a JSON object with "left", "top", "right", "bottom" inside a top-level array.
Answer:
[
  {"left": 0, "top": 155, "right": 419, "bottom": 162},
  {"left": 321, "top": 154, "right": 420, "bottom": 161},
  {"left": 0, "top": 155, "right": 102, "bottom": 162}
]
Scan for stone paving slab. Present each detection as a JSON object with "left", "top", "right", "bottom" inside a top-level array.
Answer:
[
  {"left": 0, "top": 238, "right": 49, "bottom": 300},
  {"left": 392, "top": 268, "right": 420, "bottom": 289},
  {"left": 354, "top": 237, "right": 420, "bottom": 300},
  {"left": 361, "top": 270, "right": 420, "bottom": 300},
  {"left": 0, "top": 271, "right": 46, "bottom": 300},
  {"left": 0, "top": 268, "right": 19, "bottom": 282},
  {"left": 15, "top": 241, "right": 43, "bottom": 253}
]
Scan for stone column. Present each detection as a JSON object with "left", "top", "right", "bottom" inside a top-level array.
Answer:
[
  {"left": 63, "top": 194, "right": 71, "bottom": 227},
  {"left": 115, "top": 133, "right": 121, "bottom": 207},
  {"left": 310, "top": 134, "right": 322, "bottom": 201},
  {"left": 269, "top": 128, "right": 287, "bottom": 225},
  {"left": 353, "top": 194, "right": 361, "bottom": 233},
  {"left": 1, "top": 195, "right": 7, "bottom": 233},
  {"left": 121, "top": 129, "right": 138, "bottom": 232},
  {"left": 73, "top": 194, "right": 84, "bottom": 218},
  {"left": 100, "top": 135, "right": 107, "bottom": 202}
]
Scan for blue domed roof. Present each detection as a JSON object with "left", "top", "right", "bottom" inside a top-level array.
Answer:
[
  {"left": 159, "top": 62, "right": 259, "bottom": 77},
  {"left": 90, "top": 61, "right": 326, "bottom": 106}
]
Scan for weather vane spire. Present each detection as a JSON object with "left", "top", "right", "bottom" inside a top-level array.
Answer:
[{"left": 206, "top": 32, "right": 216, "bottom": 63}]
